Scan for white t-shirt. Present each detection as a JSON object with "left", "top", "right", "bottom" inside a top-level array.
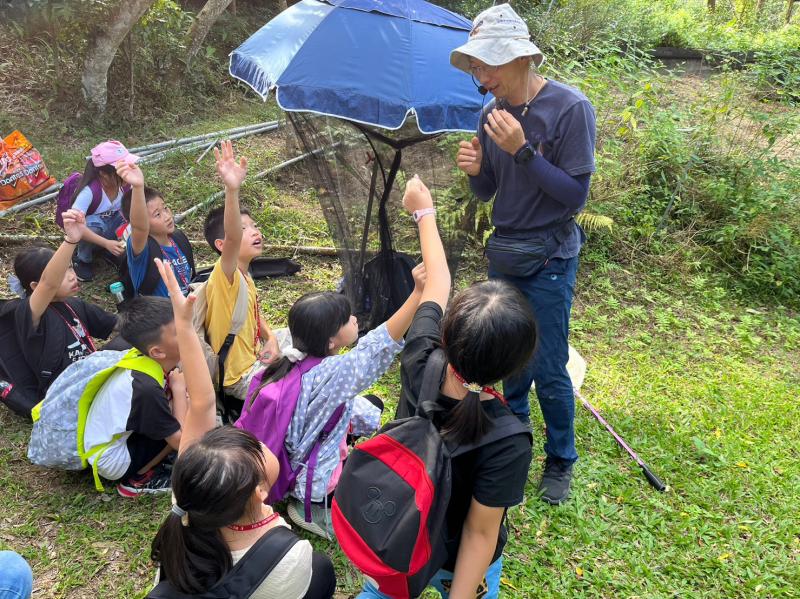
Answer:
[
  {"left": 73, "top": 184, "right": 124, "bottom": 215},
  {"left": 229, "top": 519, "right": 313, "bottom": 599}
]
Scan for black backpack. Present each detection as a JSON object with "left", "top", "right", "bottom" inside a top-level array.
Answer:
[
  {"left": 332, "top": 349, "right": 530, "bottom": 599},
  {"left": 0, "top": 299, "right": 45, "bottom": 417},
  {"left": 146, "top": 525, "right": 299, "bottom": 599},
  {"left": 120, "top": 230, "right": 196, "bottom": 299}
]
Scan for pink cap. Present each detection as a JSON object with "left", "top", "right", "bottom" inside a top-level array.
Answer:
[{"left": 90, "top": 140, "right": 139, "bottom": 167}]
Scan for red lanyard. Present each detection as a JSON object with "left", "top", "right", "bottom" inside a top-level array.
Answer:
[
  {"left": 450, "top": 367, "right": 506, "bottom": 405},
  {"left": 161, "top": 238, "right": 189, "bottom": 290},
  {"left": 50, "top": 303, "right": 96, "bottom": 353},
  {"left": 227, "top": 511, "right": 279, "bottom": 532}
]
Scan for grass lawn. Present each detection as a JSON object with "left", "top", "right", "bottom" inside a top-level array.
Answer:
[{"left": 1, "top": 95, "right": 798, "bottom": 598}]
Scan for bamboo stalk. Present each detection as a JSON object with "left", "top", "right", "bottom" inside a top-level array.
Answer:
[
  {"left": 0, "top": 232, "right": 338, "bottom": 256},
  {"left": 129, "top": 120, "right": 280, "bottom": 155}
]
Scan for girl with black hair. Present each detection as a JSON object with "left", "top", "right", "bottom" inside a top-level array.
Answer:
[
  {"left": 237, "top": 258, "right": 427, "bottom": 541},
  {"left": 358, "top": 177, "right": 537, "bottom": 599},
  {"left": 149, "top": 259, "right": 336, "bottom": 599},
  {"left": 7, "top": 209, "right": 117, "bottom": 399},
  {"left": 69, "top": 140, "right": 137, "bottom": 282}
]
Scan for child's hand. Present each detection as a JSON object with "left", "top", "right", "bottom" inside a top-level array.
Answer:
[
  {"left": 168, "top": 369, "right": 187, "bottom": 400},
  {"left": 402, "top": 174, "right": 433, "bottom": 214},
  {"left": 155, "top": 257, "right": 195, "bottom": 323},
  {"left": 214, "top": 140, "right": 248, "bottom": 191},
  {"left": 62, "top": 209, "right": 87, "bottom": 244},
  {"left": 258, "top": 333, "right": 281, "bottom": 366},
  {"left": 115, "top": 161, "right": 145, "bottom": 188},
  {"left": 411, "top": 262, "right": 427, "bottom": 294}
]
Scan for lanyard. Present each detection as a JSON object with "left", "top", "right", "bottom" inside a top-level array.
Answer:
[
  {"left": 450, "top": 366, "right": 506, "bottom": 405},
  {"left": 161, "top": 238, "right": 190, "bottom": 291},
  {"left": 50, "top": 302, "right": 96, "bottom": 354}
]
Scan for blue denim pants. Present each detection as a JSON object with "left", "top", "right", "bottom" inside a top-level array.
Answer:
[
  {"left": 0, "top": 551, "right": 33, "bottom": 599},
  {"left": 75, "top": 209, "right": 126, "bottom": 265},
  {"left": 489, "top": 256, "right": 579, "bottom": 464},
  {"left": 357, "top": 557, "right": 503, "bottom": 599}
]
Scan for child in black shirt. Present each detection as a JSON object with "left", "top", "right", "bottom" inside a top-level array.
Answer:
[{"left": 10, "top": 209, "right": 116, "bottom": 397}]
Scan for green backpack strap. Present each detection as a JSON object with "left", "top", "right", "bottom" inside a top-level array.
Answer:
[{"left": 77, "top": 349, "right": 165, "bottom": 492}]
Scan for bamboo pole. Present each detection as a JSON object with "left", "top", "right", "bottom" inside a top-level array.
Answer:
[
  {"left": 0, "top": 232, "right": 338, "bottom": 256},
  {"left": 131, "top": 120, "right": 279, "bottom": 156}
]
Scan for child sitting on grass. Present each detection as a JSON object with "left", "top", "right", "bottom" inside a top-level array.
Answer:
[
  {"left": 83, "top": 295, "right": 187, "bottom": 497},
  {"left": 149, "top": 258, "right": 336, "bottom": 599},
  {"left": 8, "top": 209, "right": 117, "bottom": 398},
  {"left": 117, "top": 161, "right": 195, "bottom": 297},
  {"left": 201, "top": 140, "right": 279, "bottom": 401}
]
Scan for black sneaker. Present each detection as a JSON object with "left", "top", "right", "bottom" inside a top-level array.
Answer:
[
  {"left": 72, "top": 260, "right": 94, "bottom": 282},
  {"left": 117, "top": 466, "right": 172, "bottom": 498},
  {"left": 538, "top": 456, "right": 573, "bottom": 505}
]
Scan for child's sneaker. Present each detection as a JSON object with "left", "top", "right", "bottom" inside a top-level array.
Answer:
[
  {"left": 72, "top": 259, "right": 94, "bottom": 282},
  {"left": 117, "top": 466, "right": 172, "bottom": 498},
  {"left": 287, "top": 499, "right": 334, "bottom": 540}
]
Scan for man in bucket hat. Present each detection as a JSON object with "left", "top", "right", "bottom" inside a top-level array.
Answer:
[{"left": 452, "top": 4, "right": 596, "bottom": 505}]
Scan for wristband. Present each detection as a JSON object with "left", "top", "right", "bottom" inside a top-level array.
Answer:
[
  {"left": 412, "top": 208, "right": 436, "bottom": 223},
  {"left": 63, "top": 238, "right": 79, "bottom": 245}
]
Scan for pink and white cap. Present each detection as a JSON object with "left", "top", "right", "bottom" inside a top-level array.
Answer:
[{"left": 90, "top": 140, "right": 140, "bottom": 167}]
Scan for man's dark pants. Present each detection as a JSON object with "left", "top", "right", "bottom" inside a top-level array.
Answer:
[{"left": 489, "top": 255, "right": 579, "bottom": 464}]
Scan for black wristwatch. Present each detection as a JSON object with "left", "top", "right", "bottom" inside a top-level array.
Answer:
[{"left": 514, "top": 142, "right": 536, "bottom": 164}]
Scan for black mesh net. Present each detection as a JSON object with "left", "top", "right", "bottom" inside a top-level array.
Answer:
[{"left": 287, "top": 113, "right": 471, "bottom": 332}]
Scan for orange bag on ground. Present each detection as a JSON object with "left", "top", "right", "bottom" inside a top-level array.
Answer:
[{"left": 0, "top": 131, "right": 57, "bottom": 209}]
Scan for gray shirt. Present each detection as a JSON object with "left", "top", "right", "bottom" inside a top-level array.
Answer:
[{"left": 470, "top": 79, "right": 596, "bottom": 258}]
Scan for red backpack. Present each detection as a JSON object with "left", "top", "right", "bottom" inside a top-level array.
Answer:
[{"left": 332, "top": 350, "right": 529, "bottom": 599}]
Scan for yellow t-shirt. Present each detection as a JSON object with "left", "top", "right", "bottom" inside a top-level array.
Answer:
[{"left": 204, "top": 259, "right": 259, "bottom": 387}]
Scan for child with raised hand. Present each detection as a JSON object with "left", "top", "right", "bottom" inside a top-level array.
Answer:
[
  {"left": 69, "top": 141, "right": 134, "bottom": 282},
  {"left": 149, "top": 258, "right": 336, "bottom": 599},
  {"left": 236, "top": 196, "right": 428, "bottom": 541},
  {"left": 358, "top": 177, "right": 537, "bottom": 599},
  {"left": 201, "top": 140, "right": 279, "bottom": 401},
  {"left": 117, "top": 160, "right": 195, "bottom": 297},
  {"left": 9, "top": 208, "right": 117, "bottom": 398}
]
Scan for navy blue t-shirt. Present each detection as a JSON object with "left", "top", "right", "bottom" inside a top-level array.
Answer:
[
  {"left": 470, "top": 79, "right": 596, "bottom": 259},
  {"left": 126, "top": 236, "right": 191, "bottom": 297}
]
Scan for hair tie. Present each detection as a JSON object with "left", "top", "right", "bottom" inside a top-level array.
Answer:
[
  {"left": 7, "top": 274, "right": 26, "bottom": 298},
  {"left": 171, "top": 504, "right": 189, "bottom": 527},
  {"left": 283, "top": 347, "right": 307, "bottom": 363}
]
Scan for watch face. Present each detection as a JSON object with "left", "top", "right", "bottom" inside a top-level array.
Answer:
[{"left": 516, "top": 145, "right": 534, "bottom": 164}]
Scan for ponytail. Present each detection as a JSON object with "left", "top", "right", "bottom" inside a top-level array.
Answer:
[
  {"left": 151, "top": 512, "right": 232, "bottom": 594},
  {"left": 246, "top": 356, "right": 295, "bottom": 409},
  {"left": 442, "top": 390, "right": 491, "bottom": 445}
]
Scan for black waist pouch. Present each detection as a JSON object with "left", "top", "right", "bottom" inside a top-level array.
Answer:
[{"left": 485, "top": 219, "right": 575, "bottom": 278}]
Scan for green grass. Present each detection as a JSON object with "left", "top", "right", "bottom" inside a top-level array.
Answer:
[{"left": 1, "top": 245, "right": 798, "bottom": 597}]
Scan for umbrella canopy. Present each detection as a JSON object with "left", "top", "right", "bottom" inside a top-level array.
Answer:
[{"left": 229, "top": 0, "right": 483, "bottom": 134}]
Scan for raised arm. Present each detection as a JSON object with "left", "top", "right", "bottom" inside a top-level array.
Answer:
[
  {"left": 154, "top": 258, "right": 216, "bottom": 453},
  {"left": 28, "top": 209, "right": 87, "bottom": 328},
  {"left": 117, "top": 161, "right": 149, "bottom": 255},
  {"left": 402, "top": 175, "right": 451, "bottom": 311},
  {"left": 214, "top": 140, "right": 248, "bottom": 283}
]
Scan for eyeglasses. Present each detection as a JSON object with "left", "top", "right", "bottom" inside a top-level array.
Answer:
[{"left": 469, "top": 64, "right": 500, "bottom": 77}]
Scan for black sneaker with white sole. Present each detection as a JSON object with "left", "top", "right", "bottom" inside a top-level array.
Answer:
[
  {"left": 117, "top": 466, "right": 172, "bottom": 498},
  {"left": 71, "top": 260, "right": 94, "bottom": 282},
  {"left": 538, "top": 456, "right": 573, "bottom": 505}
]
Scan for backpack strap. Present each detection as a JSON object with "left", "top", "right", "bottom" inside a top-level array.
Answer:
[
  {"left": 302, "top": 402, "right": 347, "bottom": 522},
  {"left": 171, "top": 229, "right": 195, "bottom": 278},
  {"left": 85, "top": 179, "right": 104, "bottom": 216},
  {"left": 217, "top": 271, "right": 251, "bottom": 421},
  {"left": 449, "top": 414, "right": 531, "bottom": 459},
  {"left": 147, "top": 526, "right": 299, "bottom": 599},
  {"left": 415, "top": 348, "right": 448, "bottom": 419},
  {"left": 137, "top": 237, "right": 167, "bottom": 296}
]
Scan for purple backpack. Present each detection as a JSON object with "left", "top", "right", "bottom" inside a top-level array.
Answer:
[
  {"left": 235, "top": 357, "right": 346, "bottom": 517},
  {"left": 55, "top": 173, "right": 103, "bottom": 228}
]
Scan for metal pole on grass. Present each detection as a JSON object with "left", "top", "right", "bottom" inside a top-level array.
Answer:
[{"left": 575, "top": 389, "right": 667, "bottom": 492}]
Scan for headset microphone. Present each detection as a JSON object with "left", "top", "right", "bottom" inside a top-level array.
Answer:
[{"left": 478, "top": 85, "right": 487, "bottom": 96}]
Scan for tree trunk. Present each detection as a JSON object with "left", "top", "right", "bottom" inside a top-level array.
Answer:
[
  {"left": 708, "top": 0, "right": 716, "bottom": 12},
  {"left": 81, "top": 0, "right": 155, "bottom": 113},
  {"left": 185, "top": 0, "right": 235, "bottom": 70},
  {"left": 788, "top": 0, "right": 797, "bottom": 23},
  {"left": 277, "top": 0, "right": 288, "bottom": 10},
  {"left": 755, "top": 0, "right": 766, "bottom": 18}
]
